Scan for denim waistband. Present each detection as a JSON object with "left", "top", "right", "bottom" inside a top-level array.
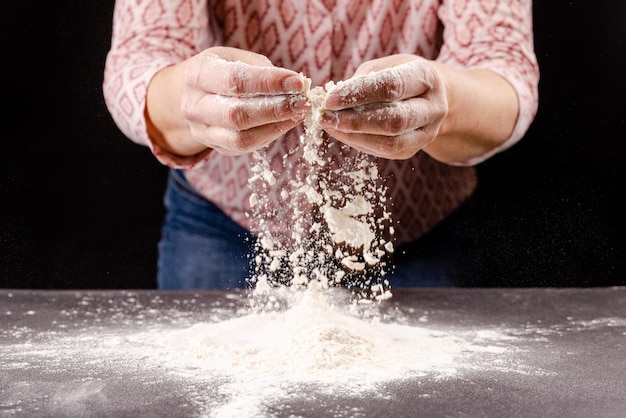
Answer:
[{"left": 169, "top": 169, "right": 207, "bottom": 204}]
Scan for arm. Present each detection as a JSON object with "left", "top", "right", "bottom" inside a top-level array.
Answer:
[
  {"left": 103, "top": 0, "right": 307, "bottom": 166},
  {"left": 434, "top": 0, "right": 540, "bottom": 166},
  {"left": 102, "top": 0, "right": 212, "bottom": 166},
  {"left": 320, "top": 0, "right": 539, "bottom": 166}
]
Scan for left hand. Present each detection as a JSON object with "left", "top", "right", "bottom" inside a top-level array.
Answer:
[{"left": 321, "top": 54, "right": 448, "bottom": 160}]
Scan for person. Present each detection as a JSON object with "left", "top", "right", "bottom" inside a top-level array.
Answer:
[{"left": 103, "top": 0, "right": 539, "bottom": 291}]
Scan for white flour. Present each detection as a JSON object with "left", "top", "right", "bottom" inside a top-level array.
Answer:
[
  {"left": 119, "top": 288, "right": 525, "bottom": 417},
  {"left": 139, "top": 296, "right": 462, "bottom": 417},
  {"left": 247, "top": 79, "right": 393, "bottom": 303},
  {"left": 141, "top": 291, "right": 464, "bottom": 381}
]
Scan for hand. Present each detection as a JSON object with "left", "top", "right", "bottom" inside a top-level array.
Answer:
[
  {"left": 177, "top": 47, "right": 309, "bottom": 155},
  {"left": 321, "top": 55, "right": 448, "bottom": 160}
]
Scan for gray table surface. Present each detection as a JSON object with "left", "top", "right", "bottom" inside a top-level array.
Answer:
[{"left": 1, "top": 287, "right": 625, "bottom": 417}]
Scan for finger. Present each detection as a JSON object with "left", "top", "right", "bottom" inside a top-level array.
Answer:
[
  {"left": 324, "top": 61, "right": 438, "bottom": 110},
  {"left": 190, "top": 120, "right": 300, "bottom": 155},
  {"left": 189, "top": 56, "right": 306, "bottom": 97},
  {"left": 324, "top": 127, "right": 438, "bottom": 160},
  {"left": 321, "top": 98, "right": 445, "bottom": 136},
  {"left": 183, "top": 93, "right": 308, "bottom": 131}
]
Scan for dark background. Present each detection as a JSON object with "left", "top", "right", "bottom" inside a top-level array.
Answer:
[{"left": 1, "top": 2, "right": 625, "bottom": 289}]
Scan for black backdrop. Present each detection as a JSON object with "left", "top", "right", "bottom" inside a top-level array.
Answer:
[{"left": 2, "top": 1, "right": 625, "bottom": 289}]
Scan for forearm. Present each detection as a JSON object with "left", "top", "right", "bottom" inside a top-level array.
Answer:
[{"left": 426, "top": 62, "right": 520, "bottom": 166}]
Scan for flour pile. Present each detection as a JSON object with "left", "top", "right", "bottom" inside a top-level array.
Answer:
[
  {"left": 247, "top": 79, "right": 394, "bottom": 304},
  {"left": 133, "top": 287, "right": 493, "bottom": 417},
  {"left": 142, "top": 289, "right": 464, "bottom": 381}
]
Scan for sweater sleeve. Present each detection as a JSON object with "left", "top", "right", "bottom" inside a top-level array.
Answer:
[
  {"left": 437, "top": 0, "right": 540, "bottom": 166},
  {"left": 102, "top": 0, "right": 214, "bottom": 168}
]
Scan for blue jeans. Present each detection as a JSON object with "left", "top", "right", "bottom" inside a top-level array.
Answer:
[
  {"left": 158, "top": 170, "right": 475, "bottom": 289},
  {"left": 157, "top": 170, "right": 255, "bottom": 289}
]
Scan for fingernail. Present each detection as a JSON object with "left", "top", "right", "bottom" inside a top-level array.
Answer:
[{"left": 283, "top": 76, "right": 304, "bottom": 93}]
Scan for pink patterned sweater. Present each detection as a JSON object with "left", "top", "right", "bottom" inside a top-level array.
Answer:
[{"left": 103, "top": 0, "right": 539, "bottom": 246}]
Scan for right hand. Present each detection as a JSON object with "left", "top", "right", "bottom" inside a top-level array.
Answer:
[
  {"left": 182, "top": 47, "right": 310, "bottom": 155},
  {"left": 148, "top": 47, "right": 309, "bottom": 157}
]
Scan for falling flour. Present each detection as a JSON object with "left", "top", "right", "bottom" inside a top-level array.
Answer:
[{"left": 247, "top": 78, "right": 393, "bottom": 306}]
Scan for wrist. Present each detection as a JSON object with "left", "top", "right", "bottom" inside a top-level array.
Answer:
[
  {"left": 424, "top": 62, "right": 519, "bottom": 164},
  {"left": 428, "top": 60, "right": 458, "bottom": 139},
  {"left": 146, "top": 62, "right": 209, "bottom": 157}
]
